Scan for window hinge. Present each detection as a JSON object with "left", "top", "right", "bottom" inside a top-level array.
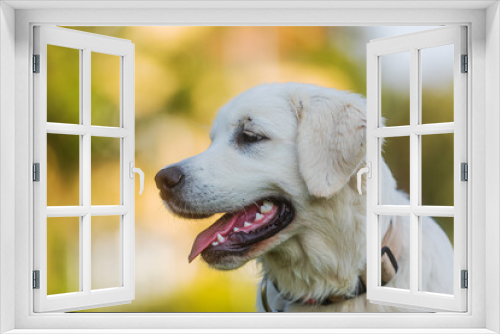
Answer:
[
  {"left": 461, "top": 162, "right": 468, "bottom": 181},
  {"left": 33, "top": 163, "right": 40, "bottom": 182},
  {"left": 33, "top": 54, "right": 40, "bottom": 73},
  {"left": 33, "top": 270, "right": 40, "bottom": 289},
  {"left": 461, "top": 54, "right": 468, "bottom": 73},
  {"left": 461, "top": 270, "right": 468, "bottom": 289}
]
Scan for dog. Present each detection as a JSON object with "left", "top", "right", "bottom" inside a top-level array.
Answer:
[{"left": 155, "top": 82, "right": 454, "bottom": 312}]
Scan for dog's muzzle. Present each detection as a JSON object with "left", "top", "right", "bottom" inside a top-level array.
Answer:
[{"left": 155, "top": 165, "right": 185, "bottom": 200}]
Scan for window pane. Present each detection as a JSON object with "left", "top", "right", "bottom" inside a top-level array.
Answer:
[
  {"left": 421, "top": 134, "right": 454, "bottom": 206},
  {"left": 420, "top": 216, "right": 454, "bottom": 294},
  {"left": 378, "top": 215, "right": 409, "bottom": 290},
  {"left": 380, "top": 136, "right": 410, "bottom": 205},
  {"left": 47, "top": 45, "right": 80, "bottom": 124},
  {"left": 47, "top": 134, "right": 80, "bottom": 206},
  {"left": 421, "top": 45, "right": 454, "bottom": 124},
  {"left": 91, "top": 137, "right": 121, "bottom": 205},
  {"left": 381, "top": 51, "right": 410, "bottom": 127},
  {"left": 92, "top": 216, "right": 121, "bottom": 290},
  {"left": 47, "top": 217, "right": 80, "bottom": 295},
  {"left": 91, "top": 52, "right": 121, "bottom": 127}
]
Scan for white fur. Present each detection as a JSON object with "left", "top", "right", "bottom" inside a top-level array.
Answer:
[{"left": 161, "top": 83, "right": 454, "bottom": 312}]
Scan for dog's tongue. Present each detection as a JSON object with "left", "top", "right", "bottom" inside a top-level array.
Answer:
[
  {"left": 188, "top": 215, "right": 236, "bottom": 262},
  {"left": 188, "top": 203, "right": 266, "bottom": 262}
]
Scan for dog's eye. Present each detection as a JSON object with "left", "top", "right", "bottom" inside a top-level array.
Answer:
[{"left": 239, "top": 130, "right": 267, "bottom": 144}]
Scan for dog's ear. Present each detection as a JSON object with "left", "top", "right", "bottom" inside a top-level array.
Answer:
[{"left": 292, "top": 88, "right": 366, "bottom": 198}]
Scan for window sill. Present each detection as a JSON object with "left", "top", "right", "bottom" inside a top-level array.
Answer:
[{"left": 3, "top": 329, "right": 498, "bottom": 334}]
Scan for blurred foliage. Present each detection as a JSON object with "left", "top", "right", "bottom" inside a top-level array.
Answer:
[
  {"left": 381, "top": 51, "right": 410, "bottom": 127},
  {"left": 91, "top": 136, "right": 121, "bottom": 205},
  {"left": 91, "top": 52, "right": 121, "bottom": 127},
  {"left": 45, "top": 26, "right": 454, "bottom": 312},
  {"left": 47, "top": 45, "right": 80, "bottom": 125},
  {"left": 47, "top": 217, "right": 80, "bottom": 295},
  {"left": 47, "top": 134, "right": 80, "bottom": 205},
  {"left": 91, "top": 216, "right": 121, "bottom": 289}
]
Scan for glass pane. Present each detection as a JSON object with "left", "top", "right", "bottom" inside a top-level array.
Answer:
[
  {"left": 47, "top": 217, "right": 80, "bottom": 295},
  {"left": 378, "top": 215, "right": 409, "bottom": 290},
  {"left": 420, "top": 216, "right": 454, "bottom": 294},
  {"left": 47, "top": 134, "right": 80, "bottom": 206},
  {"left": 380, "top": 136, "right": 410, "bottom": 205},
  {"left": 91, "top": 137, "right": 121, "bottom": 205},
  {"left": 92, "top": 216, "right": 121, "bottom": 290},
  {"left": 421, "top": 45, "right": 454, "bottom": 124},
  {"left": 91, "top": 52, "right": 121, "bottom": 127},
  {"left": 421, "top": 134, "right": 454, "bottom": 206},
  {"left": 47, "top": 45, "right": 80, "bottom": 124},
  {"left": 381, "top": 51, "right": 410, "bottom": 127}
]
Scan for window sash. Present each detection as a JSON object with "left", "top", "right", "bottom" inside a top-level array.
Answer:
[
  {"left": 366, "top": 26, "right": 468, "bottom": 312},
  {"left": 33, "top": 26, "right": 136, "bottom": 313}
]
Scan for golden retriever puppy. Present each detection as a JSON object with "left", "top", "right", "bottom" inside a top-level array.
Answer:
[{"left": 155, "top": 83, "right": 453, "bottom": 312}]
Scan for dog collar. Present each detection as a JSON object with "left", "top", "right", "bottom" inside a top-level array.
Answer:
[{"left": 261, "top": 218, "right": 401, "bottom": 312}]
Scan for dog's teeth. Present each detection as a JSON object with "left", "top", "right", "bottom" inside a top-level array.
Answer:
[
  {"left": 244, "top": 221, "right": 252, "bottom": 227},
  {"left": 216, "top": 233, "right": 225, "bottom": 243},
  {"left": 233, "top": 227, "right": 240, "bottom": 232},
  {"left": 212, "top": 241, "right": 219, "bottom": 246},
  {"left": 255, "top": 213, "right": 264, "bottom": 221},
  {"left": 260, "top": 201, "right": 274, "bottom": 213}
]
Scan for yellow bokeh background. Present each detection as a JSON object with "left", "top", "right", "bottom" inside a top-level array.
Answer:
[{"left": 45, "top": 26, "right": 453, "bottom": 312}]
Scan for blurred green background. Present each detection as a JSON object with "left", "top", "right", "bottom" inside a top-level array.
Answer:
[{"left": 45, "top": 26, "right": 454, "bottom": 312}]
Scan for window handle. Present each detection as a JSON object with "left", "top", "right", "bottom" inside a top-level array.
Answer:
[
  {"left": 129, "top": 162, "right": 144, "bottom": 195},
  {"left": 357, "top": 162, "right": 371, "bottom": 195}
]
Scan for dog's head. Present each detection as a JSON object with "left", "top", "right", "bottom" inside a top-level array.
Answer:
[{"left": 155, "top": 83, "right": 366, "bottom": 270}]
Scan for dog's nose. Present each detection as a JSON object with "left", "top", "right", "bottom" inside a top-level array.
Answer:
[{"left": 155, "top": 166, "right": 185, "bottom": 190}]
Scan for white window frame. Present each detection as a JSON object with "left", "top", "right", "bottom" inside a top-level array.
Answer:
[
  {"left": 366, "top": 26, "right": 468, "bottom": 312},
  {"left": 0, "top": 1, "right": 499, "bottom": 333},
  {"left": 33, "top": 26, "right": 136, "bottom": 312}
]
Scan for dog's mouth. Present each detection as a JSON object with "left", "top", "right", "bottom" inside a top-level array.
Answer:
[{"left": 188, "top": 197, "right": 294, "bottom": 263}]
